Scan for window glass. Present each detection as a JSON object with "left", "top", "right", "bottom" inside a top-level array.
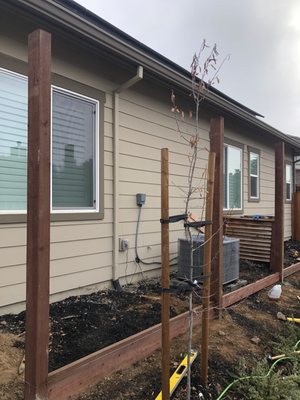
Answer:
[
  {"left": 223, "top": 144, "right": 242, "bottom": 210},
  {"left": 286, "top": 164, "right": 292, "bottom": 201},
  {"left": 250, "top": 176, "right": 258, "bottom": 198},
  {"left": 52, "top": 89, "right": 97, "bottom": 209},
  {"left": 0, "top": 70, "right": 27, "bottom": 212},
  {"left": 250, "top": 153, "right": 258, "bottom": 175},
  {"left": 249, "top": 151, "right": 259, "bottom": 200}
]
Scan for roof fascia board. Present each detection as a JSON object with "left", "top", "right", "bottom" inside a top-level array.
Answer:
[{"left": 5, "top": 0, "right": 300, "bottom": 152}]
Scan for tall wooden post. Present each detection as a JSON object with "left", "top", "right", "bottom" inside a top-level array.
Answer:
[
  {"left": 293, "top": 192, "right": 300, "bottom": 240},
  {"left": 25, "top": 30, "right": 51, "bottom": 400},
  {"left": 209, "top": 117, "right": 224, "bottom": 312},
  {"left": 161, "top": 148, "right": 170, "bottom": 400},
  {"left": 271, "top": 142, "right": 284, "bottom": 277},
  {"left": 200, "top": 152, "right": 216, "bottom": 386}
]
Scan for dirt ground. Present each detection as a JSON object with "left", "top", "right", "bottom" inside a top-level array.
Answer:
[{"left": 0, "top": 265, "right": 299, "bottom": 399}]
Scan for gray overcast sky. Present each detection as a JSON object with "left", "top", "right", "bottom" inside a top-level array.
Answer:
[{"left": 76, "top": 0, "right": 300, "bottom": 137}]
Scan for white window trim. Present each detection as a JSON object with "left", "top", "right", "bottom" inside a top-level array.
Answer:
[{"left": 224, "top": 142, "right": 243, "bottom": 212}]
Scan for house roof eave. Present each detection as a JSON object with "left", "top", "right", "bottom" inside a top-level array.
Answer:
[{"left": 3, "top": 0, "right": 300, "bottom": 152}]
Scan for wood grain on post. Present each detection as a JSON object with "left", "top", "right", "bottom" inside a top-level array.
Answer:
[
  {"left": 271, "top": 142, "right": 284, "bottom": 277},
  {"left": 209, "top": 117, "right": 224, "bottom": 313},
  {"left": 25, "top": 29, "right": 51, "bottom": 400},
  {"left": 293, "top": 192, "right": 300, "bottom": 240},
  {"left": 161, "top": 148, "right": 170, "bottom": 400},
  {"left": 200, "top": 152, "right": 216, "bottom": 387}
]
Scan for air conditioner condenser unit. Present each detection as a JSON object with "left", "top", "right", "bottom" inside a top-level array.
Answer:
[{"left": 177, "top": 235, "right": 240, "bottom": 284}]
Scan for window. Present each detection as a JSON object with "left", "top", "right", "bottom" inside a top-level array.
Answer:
[
  {"left": 51, "top": 87, "right": 98, "bottom": 211},
  {"left": 248, "top": 148, "right": 260, "bottom": 201},
  {"left": 223, "top": 142, "right": 243, "bottom": 210},
  {"left": 286, "top": 163, "right": 292, "bottom": 202},
  {"left": 0, "top": 69, "right": 27, "bottom": 212},
  {"left": 0, "top": 67, "right": 104, "bottom": 222}
]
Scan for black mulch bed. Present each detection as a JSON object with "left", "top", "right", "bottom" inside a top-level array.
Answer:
[
  {"left": 285, "top": 239, "right": 300, "bottom": 267},
  {"left": 0, "top": 280, "right": 179, "bottom": 371}
]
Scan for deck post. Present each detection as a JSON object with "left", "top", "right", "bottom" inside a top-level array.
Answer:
[
  {"left": 271, "top": 142, "right": 284, "bottom": 277},
  {"left": 25, "top": 29, "right": 51, "bottom": 400},
  {"left": 209, "top": 117, "right": 224, "bottom": 312},
  {"left": 200, "top": 152, "right": 216, "bottom": 386},
  {"left": 161, "top": 148, "right": 170, "bottom": 399}
]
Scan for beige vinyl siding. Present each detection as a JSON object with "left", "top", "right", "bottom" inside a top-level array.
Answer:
[
  {"left": 0, "top": 11, "right": 119, "bottom": 313},
  {"left": 284, "top": 204, "right": 292, "bottom": 240},
  {"left": 117, "top": 84, "right": 210, "bottom": 282}
]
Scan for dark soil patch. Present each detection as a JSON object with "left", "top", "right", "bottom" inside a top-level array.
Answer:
[
  {"left": 0, "top": 281, "right": 181, "bottom": 371},
  {"left": 239, "top": 259, "right": 270, "bottom": 283},
  {"left": 284, "top": 239, "right": 300, "bottom": 267}
]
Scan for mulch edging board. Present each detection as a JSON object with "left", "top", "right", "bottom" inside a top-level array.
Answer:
[
  {"left": 48, "top": 306, "right": 204, "bottom": 399},
  {"left": 222, "top": 273, "right": 280, "bottom": 308},
  {"left": 283, "top": 261, "right": 300, "bottom": 277}
]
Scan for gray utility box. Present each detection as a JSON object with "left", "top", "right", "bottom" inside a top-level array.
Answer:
[{"left": 178, "top": 235, "right": 240, "bottom": 284}]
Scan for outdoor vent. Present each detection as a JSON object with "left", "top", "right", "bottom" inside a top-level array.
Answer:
[{"left": 177, "top": 235, "right": 240, "bottom": 284}]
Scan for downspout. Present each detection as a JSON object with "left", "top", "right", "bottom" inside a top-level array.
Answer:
[{"left": 112, "top": 66, "right": 143, "bottom": 288}]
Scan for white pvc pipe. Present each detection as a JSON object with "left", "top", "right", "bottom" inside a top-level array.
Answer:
[{"left": 112, "top": 66, "right": 143, "bottom": 282}]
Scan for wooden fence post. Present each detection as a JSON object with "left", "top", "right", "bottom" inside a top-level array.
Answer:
[
  {"left": 200, "top": 152, "right": 216, "bottom": 386},
  {"left": 271, "top": 142, "right": 284, "bottom": 278},
  {"left": 209, "top": 117, "right": 224, "bottom": 313},
  {"left": 25, "top": 29, "right": 51, "bottom": 400},
  {"left": 161, "top": 148, "right": 170, "bottom": 399}
]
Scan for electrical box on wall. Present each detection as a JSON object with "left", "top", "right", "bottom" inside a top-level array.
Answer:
[
  {"left": 136, "top": 193, "right": 146, "bottom": 207},
  {"left": 119, "top": 238, "right": 129, "bottom": 251}
]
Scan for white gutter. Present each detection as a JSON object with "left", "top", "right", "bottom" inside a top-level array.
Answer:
[{"left": 112, "top": 66, "right": 143, "bottom": 284}]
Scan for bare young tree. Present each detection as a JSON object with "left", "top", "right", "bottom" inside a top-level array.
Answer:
[{"left": 171, "top": 40, "right": 229, "bottom": 400}]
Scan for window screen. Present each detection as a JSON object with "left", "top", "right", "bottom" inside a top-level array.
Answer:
[{"left": 52, "top": 89, "right": 97, "bottom": 209}]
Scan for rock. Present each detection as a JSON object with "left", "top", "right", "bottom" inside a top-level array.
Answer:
[
  {"left": 18, "top": 355, "right": 25, "bottom": 375},
  {"left": 227, "top": 279, "right": 248, "bottom": 291},
  {"left": 250, "top": 336, "right": 261, "bottom": 345},
  {"left": 0, "top": 321, "right": 7, "bottom": 326},
  {"left": 218, "top": 330, "right": 226, "bottom": 336},
  {"left": 216, "top": 383, "right": 222, "bottom": 393},
  {"left": 277, "top": 311, "right": 286, "bottom": 321}
]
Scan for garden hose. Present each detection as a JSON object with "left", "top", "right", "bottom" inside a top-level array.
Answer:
[{"left": 215, "top": 341, "right": 300, "bottom": 400}]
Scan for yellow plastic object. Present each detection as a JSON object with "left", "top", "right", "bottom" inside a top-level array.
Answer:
[
  {"left": 155, "top": 351, "right": 198, "bottom": 400},
  {"left": 286, "top": 317, "right": 300, "bottom": 324}
]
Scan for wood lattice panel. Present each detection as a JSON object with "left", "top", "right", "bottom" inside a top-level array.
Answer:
[{"left": 224, "top": 217, "right": 274, "bottom": 263}]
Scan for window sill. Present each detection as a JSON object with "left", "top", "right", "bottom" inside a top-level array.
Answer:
[
  {"left": 248, "top": 198, "right": 260, "bottom": 203},
  {"left": 0, "top": 211, "right": 104, "bottom": 224}
]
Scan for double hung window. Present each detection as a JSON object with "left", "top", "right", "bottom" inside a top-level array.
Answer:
[
  {"left": 285, "top": 163, "right": 292, "bottom": 202},
  {"left": 248, "top": 149, "right": 260, "bottom": 201},
  {"left": 0, "top": 67, "right": 104, "bottom": 222},
  {"left": 223, "top": 142, "right": 243, "bottom": 211}
]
